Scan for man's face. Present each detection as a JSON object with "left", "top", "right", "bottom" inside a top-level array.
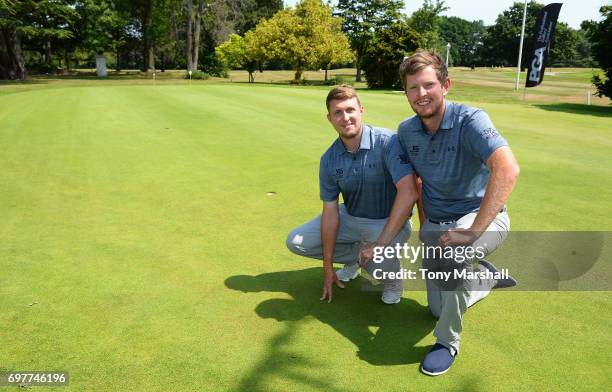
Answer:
[
  {"left": 327, "top": 97, "right": 364, "bottom": 140},
  {"left": 403, "top": 66, "right": 450, "bottom": 119}
]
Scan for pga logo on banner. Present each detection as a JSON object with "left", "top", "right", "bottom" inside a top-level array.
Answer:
[{"left": 525, "top": 3, "right": 563, "bottom": 88}]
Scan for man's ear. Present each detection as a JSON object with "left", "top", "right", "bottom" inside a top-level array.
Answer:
[
  {"left": 326, "top": 112, "right": 331, "bottom": 123},
  {"left": 442, "top": 78, "right": 452, "bottom": 96}
]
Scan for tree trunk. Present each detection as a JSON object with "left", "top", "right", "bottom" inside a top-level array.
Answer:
[
  {"left": 0, "top": 28, "right": 25, "bottom": 80},
  {"left": 192, "top": 0, "right": 205, "bottom": 71},
  {"left": 325, "top": 66, "right": 328, "bottom": 81},
  {"left": 355, "top": 50, "right": 363, "bottom": 82},
  {"left": 185, "top": 0, "right": 194, "bottom": 71},
  {"left": 115, "top": 46, "right": 121, "bottom": 72},
  {"left": 142, "top": 0, "right": 155, "bottom": 72},
  {"left": 64, "top": 48, "right": 70, "bottom": 71},
  {"left": 294, "top": 67, "right": 303, "bottom": 82},
  {"left": 45, "top": 40, "right": 52, "bottom": 66}
]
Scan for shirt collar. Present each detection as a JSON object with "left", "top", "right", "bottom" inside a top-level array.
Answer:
[
  {"left": 417, "top": 100, "right": 455, "bottom": 134},
  {"left": 334, "top": 124, "right": 371, "bottom": 156},
  {"left": 439, "top": 101, "right": 455, "bottom": 130}
]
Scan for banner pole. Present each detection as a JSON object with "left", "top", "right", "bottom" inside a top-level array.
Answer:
[{"left": 515, "top": 0, "right": 528, "bottom": 91}]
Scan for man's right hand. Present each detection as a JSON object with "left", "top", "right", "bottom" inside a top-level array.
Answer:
[{"left": 320, "top": 268, "right": 345, "bottom": 303}]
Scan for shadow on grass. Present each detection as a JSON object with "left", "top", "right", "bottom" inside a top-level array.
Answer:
[
  {"left": 533, "top": 103, "right": 612, "bottom": 118},
  {"left": 225, "top": 267, "right": 434, "bottom": 367}
]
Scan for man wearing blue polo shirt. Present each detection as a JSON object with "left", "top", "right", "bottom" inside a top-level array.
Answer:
[
  {"left": 286, "top": 85, "right": 418, "bottom": 304},
  {"left": 397, "top": 51, "right": 520, "bottom": 376}
]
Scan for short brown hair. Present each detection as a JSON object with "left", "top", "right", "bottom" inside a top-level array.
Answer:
[
  {"left": 399, "top": 50, "right": 448, "bottom": 89},
  {"left": 326, "top": 84, "right": 361, "bottom": 111}
]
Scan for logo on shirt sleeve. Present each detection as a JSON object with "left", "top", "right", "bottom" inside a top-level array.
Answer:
[{"left": 480, "top": 128, "right": 499, "bottom": 139}]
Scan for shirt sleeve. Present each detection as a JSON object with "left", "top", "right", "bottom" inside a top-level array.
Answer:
[
  {"left": 461, "top": 110, "right": 508, "bottom": 163},
  {"left": 319, "top": 154, "right": 340, "bottom": 202},
  {"left": 383, "top": 134, "right": 414, "bottom": 184}
]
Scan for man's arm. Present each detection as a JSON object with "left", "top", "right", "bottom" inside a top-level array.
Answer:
[
  {"left": 416, "top": 176, "right": 426, "bottom": 227},
  {"left": 439, "top": 146, "right": 519, "bottom": 247},
  {"left": 359, "top": 175, "right": 419, "bottom": 264},
  {"left": 320, "top": 201, "right": 345, "bottom": 302}
]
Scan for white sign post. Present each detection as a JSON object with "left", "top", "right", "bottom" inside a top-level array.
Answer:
[{"left": 95, "top": 55, "right": 107, "bottom": 77}]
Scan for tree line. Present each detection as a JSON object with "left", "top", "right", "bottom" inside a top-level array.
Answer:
[{"left": 0, "top": 0, "right": 610, "bottom": 97}]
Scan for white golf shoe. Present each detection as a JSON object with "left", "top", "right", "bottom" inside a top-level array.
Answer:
[
  {"left": 381, "top": 279, "right": 403, "bottom": 304},
  {"left": 335, "top": 263, "right": 360, "bottom": 282}
]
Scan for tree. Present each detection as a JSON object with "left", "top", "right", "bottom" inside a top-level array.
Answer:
[
  {"left": 438, "top": 16, "right": 486, "bottom": 66},
  {"left": 481, "top": 1, "right": 580, "bottom": 69},
  {"left": 407, "top": 0, "right": 448, "bottom": 53},
  {"left": 235, "top": 0, "right": 283, "bottom": 34},
  {"left": 215, "top": 33, "right": 258, "bottom": 82},
  {"left": 0, "top": 0, "right": 78, "bottom": 79},
  {"left": 584, "top": 6, "right": 612, "bottom": 98},
  {"left": 75, "top": 0, "right": 129, "bottom": 71},
  {"left": 334, "top": 0, "right": 403, "bottom": 82},
  {"left": 0, "top": 0, "right": 25, "bottom": 79},
  {"left": 361, "top": 22, "right": 423, "bottom": 89},
  {"left": 185, "top": 0, "right": 205, "bottom": 72},
  {"left": 249, "top": 0, "right": 352, "bottom": 82},
  {"left": 481, "top": 1, "right": 543, "bottom": 67},
  {"left": 549, "top": 23, "right": 578, "bottom": 67}
]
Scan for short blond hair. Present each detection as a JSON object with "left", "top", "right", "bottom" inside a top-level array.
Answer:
[
  {"left": 326, "top": 84, "right": 361, "bottom": 111},
  {"left": 399, "top": 50, "right": 448, "bottom": 89}
]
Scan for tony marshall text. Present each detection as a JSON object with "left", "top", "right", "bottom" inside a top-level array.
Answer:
[{"left": 373, "top": 268, "right": 511, "bottom": 282}]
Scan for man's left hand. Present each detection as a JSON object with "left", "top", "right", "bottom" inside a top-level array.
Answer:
[
  {"left": 359, "top": 243, "right": 376, "bottom": 267},
  {"left": 438, "top": 228, "right": 480, "bottom": 247}
]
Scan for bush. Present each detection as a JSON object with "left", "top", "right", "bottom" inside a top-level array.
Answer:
[
  {"left": 185, "top": 71, "right": 210, "bottom": 80},
  {"left": 324, "top": 75, "right": 353, "bottom": 86},
  {"left": 361, "top": 23, "right": 423, "bottom": 89}
]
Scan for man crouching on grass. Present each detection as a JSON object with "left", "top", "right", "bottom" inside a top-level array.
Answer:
[
  {"left": 286, "top": 85, "right": 418, "bottom": 304},
  {"left": 397, "top": 50, "right": 519, "bottom": 376}
]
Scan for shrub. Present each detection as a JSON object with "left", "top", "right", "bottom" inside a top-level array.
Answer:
[{"left": 185, "top": 71, "right": 210, "bottom": 80}]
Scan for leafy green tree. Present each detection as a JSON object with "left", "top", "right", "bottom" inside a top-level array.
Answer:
[
  {"left": 249, "top": 0, "right": 352, "bottom": 82},
  {"left": 438, "top": 16, "right": 486, "bottom": 66},
  {"left": 215, "top": 33, "right": 258, "bottom": 82},
  {"left": 549, "top": 23, "right": 578, "bottom": 67},
  {"left": 407, "top": 0, "right": 448, "bottom": 53},
  {"left": 235, "top": 0, "right": 284, "bottom": 34},
  {"left": 0, "top": 0, "right": 79, "bottom": 78},
  {"left": 75, "top": 0, "right": 129, "bottom": 70},
  {"left": 584, "top": 5, "right": 612, "bottom": 98},
  {"left": 0, "top": 0, "right": 26, "bottom": 79},
  {"left": 480, "top": 1, "right": 543, "bottom": 68},
  {"left": 335, "top": 0, "right": 403, "bottom": 82},
  {"left": 361, "top": 22, "right": 423, "bottom": 89}
]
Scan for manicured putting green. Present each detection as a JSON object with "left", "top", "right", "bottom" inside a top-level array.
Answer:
[{"left": 0, "top": 81, "right": 610, "bottom": 391}]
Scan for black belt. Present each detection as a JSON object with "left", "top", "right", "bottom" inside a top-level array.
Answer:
[{"left": 428, "top": 208, "right": 506, "bottom": 225}]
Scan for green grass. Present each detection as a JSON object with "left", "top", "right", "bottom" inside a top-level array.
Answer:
[{"left": 0, "top": 76, "right": 611, "bottom": 391}]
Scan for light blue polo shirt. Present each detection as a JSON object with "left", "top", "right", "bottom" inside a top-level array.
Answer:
[
  {"left": 397, "top": 101, "right": 508, "bottom": 221},
  {"left": 320, "top": 125, "right": 413, "bottom": 219}
]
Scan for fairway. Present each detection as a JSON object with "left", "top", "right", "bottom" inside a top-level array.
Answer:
[{"left": 1, "top": 80, "right": 611, "bottom": 391}]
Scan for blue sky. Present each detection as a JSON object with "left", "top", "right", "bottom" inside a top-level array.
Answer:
[{"left": 284, "top": 0, "right": 606, "bottom": 29}]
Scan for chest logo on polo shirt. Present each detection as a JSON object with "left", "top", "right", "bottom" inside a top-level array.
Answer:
[
  {"left": 481, "top": 128, "right": 499, "bottom": 139},
  {"left": 447, "top": 146, "right": 456, "bottom": 152},
  {"left": 409, "top": 145, "right": 420, "bottom": 155},
  {"left": 335, "top": 168, "right": 344, "bottom": 177}
]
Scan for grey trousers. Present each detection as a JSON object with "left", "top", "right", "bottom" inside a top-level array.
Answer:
[
  {"left": 420, "top": 211, "right": 510, "bottom": 354},
  {"left": 286, "top": 204, "right": 412, "bottom": 282}
]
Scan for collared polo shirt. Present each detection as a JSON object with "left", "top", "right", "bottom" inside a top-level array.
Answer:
[
  {"left": 319, "top": 125, "right": 413, "bottom": 219},
  {"left": 397, "top": 101, "right": 508, "bottom": 221}
]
